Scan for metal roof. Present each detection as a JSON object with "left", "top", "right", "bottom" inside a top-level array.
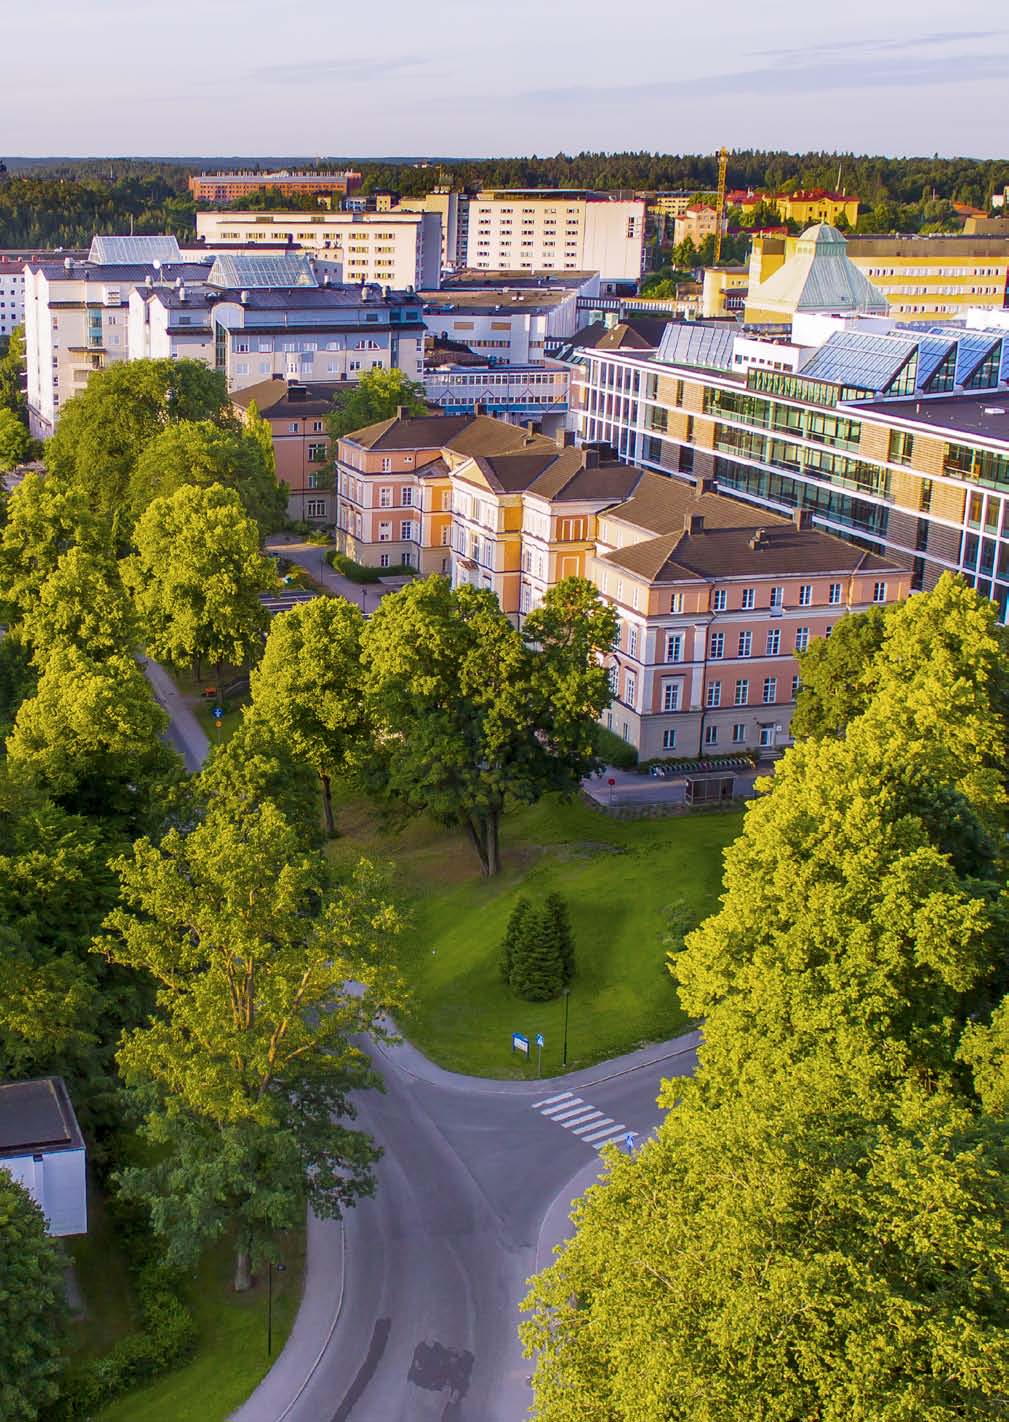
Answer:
[
  {"left": 88, "top": 235, "right": 182, "bottom": 265},
  {"left": 656, "top": 323, "right": 736, "bottom": 372},
  {"left": 800, "top": 329, "right": 919, "bottom": 391}
]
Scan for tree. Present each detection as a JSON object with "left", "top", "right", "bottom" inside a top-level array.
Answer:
[
  {"left": 46, "top": 359, "right": 229, "bottom": 521},
  {"left": 328, "top": 367, "right": 428, "bottom": 441},
  {"left": 196, "top": 716, "right": 323, "bottom": 849},
  {"left": 97, "top": 800, "right": 404, "bottom": 1291},
  {"left": 0, "top": 473, "right": 105, "bottom": 623},
  {"left": 0, "top": 324, "right": 25, "bottom": 416},
  {"left": 0, "top": 408, "right": 30, "bottom": 471},
  {"left": 508, "top": 904, "right": 565, "bottom": 1002},
  {"left": 500, "top": 897, "right": 533, "bottom": 983},
  {"left": 790, "top": 605, "right": 888, "bottom": 739},
  {"left": 20, "top": 548, "right": 137, "bottom": 664},
  {"left": 361, "top": 576, "right": 616, "bottom": 876},
  {"left": 123, "top": 484, "right": 273, "bottom": 683},
  {"left": 545, "top": 892, "right": 575, "bottom": 986},
  {"left": 0, "top": 1172, "right": 68, "bottom": 1421},
  {"left": 247, "top": 597, "right": 366, "bottom": 835},
  {"left": 127, "top": 419, "right": 287, "bottom": 536}
]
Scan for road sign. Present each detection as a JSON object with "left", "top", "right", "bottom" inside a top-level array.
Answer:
[
  {"left": 607, "top": 777, "right": 616, "bottom": 786},
  {"left": 512, "top": 1031, "right": 530, "bottom": 1055},
  {"left": 535, "top": 1033, "right": 544, "bottom": 1048},
  {"left": 215, "top": 718, "right": 223, "bottom": 729},
  {"left": 213, "top": 706, "right": 224, "bottom": 719}
]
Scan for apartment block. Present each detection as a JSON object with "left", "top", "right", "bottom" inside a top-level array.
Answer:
[
  {"left": 421, "top": 271, "right": 599, "bottom": 364},
  {"left": 395, "top": 187, "right": 469, "bottom": 269},
  {"left": 231, "top": 378, "right": 339, "bottom": 524},
  {"left": 465, "top": 191, "right": 646, "bottom": 283},
  {"left": 728, "top": 189, "right": 860, "bottom": 227},
  {"left": 673, "top": 205, "right": 720, "bottom": 248},
  {"left": 568, "top": 315, "right": 1009, "bottom": 617},
  {"left": 188, "top": 170, "right": 361, "bottom": 203},
  {"left": 195, "top": 210, "right": 442, "bottom": 290}
]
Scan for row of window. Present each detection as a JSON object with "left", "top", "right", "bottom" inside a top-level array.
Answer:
[
  {"left": 653, "top": 723, "right": 777, "bottom": 751},
  {"left": 616, "top": 669, "right": 796, "bottom": 709}
]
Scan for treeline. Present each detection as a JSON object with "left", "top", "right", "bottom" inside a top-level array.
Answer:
[{"left": 0, "top": 175, "right": 195, "bottom": 247}]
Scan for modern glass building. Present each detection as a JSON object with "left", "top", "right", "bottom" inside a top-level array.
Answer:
[{"left": 569, "top": 320, "right": 1009, "bottom": 617}]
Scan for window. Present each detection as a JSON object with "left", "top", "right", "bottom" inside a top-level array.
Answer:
[
  {"left": 624, "top": 671, "right": 636, "bottom": 705},
  {"left": 762, "top": 677, "right": 777, "bottom": 704},
  {"left": 665, "top": 633, "right": 683, "bottom": 662},
  {"left": 661, "top": 680, "right": 681, "bottom": 712},
  {"left": 381, "top": 457, "right": 392, "bottom": 472},
  {"left": 732, "top": 723, "right": 746, "bottom": 744},
  {"left": 791, "top": 674, "right": 800, "bottom": 698},
  {"left": 306, "top": 499, "right": 326, "bottom": 518},
  {"left": 794, "top": 627, "right": 810, "bottom": 652},
  {"left": 759, "top": 726, "right": 775, "bottom": 748},
  {"left": 378, "top": 521, "right": 391, "bottom": 542},
  {"left": 440, "top": 489, "right": 452, "bottom": 511},
  {"left": 888, "top": 429, "right": 914, "bottom": 466},
  {"left": 734, "top": 678, "right": 749, "bottom": 705},
  {"left": 402, "top": 487, "right": 413, "bottom": 506},
  {"left": 308, "top": 443, "right": 327, "bottom": 463},
  {"left": 288, "top": 422, "right": 299, "bottom": 433},
  {"left": 608, "top": 665, "right": 618, "bottom": 695},
  {"left": 737, "top": 631, "right": 752, "bottom": 657},
  {"left": 829, "top": 582, "right": 842, "bottom": 605},
  {"left": 873, "top": 581, "right": 888, "bottom": 603},
  {"left": 798, "top": 584, "right": 812, "bottom": 607},
  {"left": 662, "top": 728, "right": 677, "bottom": 750},
  {"left": 712, "top": 588, "right": 727, "bottom": 611},
  {"left": 766, "top": 629, "right": 781, "bottom": 656},
  {"left": 670, "top": 592, "right": 683, "bottom": 613},
  {"left": 741, "top": 587, "right": 755, "bottom": 610},
  {"left": 628, "top": 626, "right": 639, "bottom": 658},
  {"left": 704, "top": 724, "right": 719, "bottom": 747},
  {"left": 706, "top": 682, "right": 721, "bottom": 708},
  {"left": 379, "top": 487, "right": 392, "bottom": 508},
  {"left": 379, "top": 553, "right": 390, "bottom": 568},
  {"left": 440, "top": 526, "right": 451, "bottom": 546},
  {"left": 400, "top": 521, "right": 415, "bottom": 541},
  {"left": 708, "top": 632, "right": 724, "bottom": 659},
  {"left": 770, "top": 586, "right": 784, "bottom": 609}
]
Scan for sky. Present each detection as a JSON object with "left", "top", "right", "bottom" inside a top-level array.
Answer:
[{"left": 4, "top": 0, "right": 1007, "bottom": 159}]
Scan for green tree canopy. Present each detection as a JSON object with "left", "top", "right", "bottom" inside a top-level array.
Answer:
[
  {"left": 97, "top": 800, "right": 404, "bottom": 1290},
  {"left": 195, "top": 716, "right": 323, "bottom": 851},
  {"left": 123, "top": 483, "right": 273, "bottom": 681},
  {"left": 360, "top": 576, "right": 615, "bottom": 875},
  {"left": 247, "top": 596, "right": 366, "bottom": 835},
  {"left": 0, "top": 473, "right": 105, "bottom": 623},
  {"left": 46, "top": 359, "right": 229, "bottom": 520},
  {"left": 328, "top": 367, "right": 428, "bottom": 441},
  {"left": 127, "top": 419, "right": 287, "bottom": 535},
  {"left": 0, "top": 1172, "right": 68, "bottom": 1421},
  {"left": 21, "top": 548, "right": 137, "bottom": 664},
  {"left": 0, "top": 325, "right": 26, "bottom": 416},
  {"left": 0, "top": 408, "right": 30, "bottom": 472}
]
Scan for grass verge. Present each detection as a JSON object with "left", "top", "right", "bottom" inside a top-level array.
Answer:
[{"left": 328, "top": 788, "right": 741, "bottom": 1077}]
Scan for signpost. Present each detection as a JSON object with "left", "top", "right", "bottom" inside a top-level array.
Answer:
[
  {"left": 213, "top": 706, "right": 224, "bottom": 740},
  {"left": 511, "top": 1031, "right": 530, "bottom": 1057},
  {"left": 535, "top": 1032, "right": 544, "bottom": 1077},
  {"left": 607, "top": 775, "right": 616, "bottom": 807}
]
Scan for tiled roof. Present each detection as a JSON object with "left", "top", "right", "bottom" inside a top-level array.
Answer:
[
  {"left": 344, "top": 413, "right": 474, "bottom": 450},
  {"left": 601, "top": 522, "right": 903, "bottom": 582},
  {"left": 231, "top": 377, "right": 342, "bottom": 418},
  {"left": 605, "top": 471, "right": 786, "bottom": 537}
]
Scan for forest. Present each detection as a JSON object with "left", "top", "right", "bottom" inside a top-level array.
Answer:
[{"left": 1, "top": 150, "right": 1008, "bottom": 248}]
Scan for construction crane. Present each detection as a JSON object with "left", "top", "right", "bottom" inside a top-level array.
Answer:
[{"left": 713, "top": 146, "right": 729, "bottom": 265}]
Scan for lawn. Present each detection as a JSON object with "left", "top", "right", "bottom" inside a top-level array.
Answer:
[
  {"left": 95, "top": 1228, "right": 306, "bottom": 1422},
  {"left": 328, "top": 790, "right": 742, "bottom": 1078}
]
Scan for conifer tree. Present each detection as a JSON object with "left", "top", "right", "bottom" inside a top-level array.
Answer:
[
  {"left": 509, "top": 904, "right": 565, "bottom": 1002},
  {"left": 544, "top": 892, "right": 575, "bottom": 986},
  {"left": 501, "top": 896, "right": 533, "bottom": 983}
]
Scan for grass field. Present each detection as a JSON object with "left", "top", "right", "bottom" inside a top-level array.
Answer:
[
  {"left": 95, "top": 1229, "right": 305, "bottom": 1422},
  {"left": 328, "top": 790, "right": 742, "bottom": 1078}
]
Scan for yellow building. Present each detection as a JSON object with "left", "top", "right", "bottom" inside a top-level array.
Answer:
[
  {"left": 749, "top": 230, "right": 1009, "bottom": 322},
  {"left": 732, "top": 189, "right": 859, "bottom": 227},
  {"left": 702, "top": 265, "right": 749, "bottom": 317}
]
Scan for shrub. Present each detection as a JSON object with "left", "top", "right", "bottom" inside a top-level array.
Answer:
[
  {"left": 325, "top": 550, "right": 417, "bottom": 583},
  {"left": 594, "top": 724, "right": 638, "bottom": 769}
]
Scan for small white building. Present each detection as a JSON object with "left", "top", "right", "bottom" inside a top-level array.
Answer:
[{"left": 0, "top": 1076, "right": 87, "bottom": 1237}]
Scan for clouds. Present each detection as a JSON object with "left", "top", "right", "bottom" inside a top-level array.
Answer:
[{"left": 254, "top": 56, "right": 439, "bottom": 84}]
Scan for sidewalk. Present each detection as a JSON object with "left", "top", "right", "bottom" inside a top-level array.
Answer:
[
  {"left": 265, "top": 537, "right": 392, "bottom": 614},
  {"left": 143, "top": 658, "right": 210, "bottom": 772}
]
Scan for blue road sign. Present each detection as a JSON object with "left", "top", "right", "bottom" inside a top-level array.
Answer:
[
  {"left": 535, "top": 1033, "right": 544, "bottom": 1048},
  {"left": 212, "top": 706, "right": 224, "bottom": 719},
  {"left": 512, "top": 1031, "right": 530, "bottom": 1055}
]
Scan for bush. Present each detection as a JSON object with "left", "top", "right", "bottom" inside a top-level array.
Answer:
[
  {"left": 594, "top": 724, "right": 638, "bottom": 769},
  {"left": 325, "top": 550, "right": 416, "bottom": 583}
]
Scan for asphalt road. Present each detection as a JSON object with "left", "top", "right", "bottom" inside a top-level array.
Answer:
[{"left": 234, "top": 1033, "right": 699, "bottom": 1422}]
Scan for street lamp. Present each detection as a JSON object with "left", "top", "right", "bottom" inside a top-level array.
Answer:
[
  {"left": 267, "top": 1258, "right": 286, "bottom": 1356},
  {"left": 562, "top": 988, "right": 570, "bottom": 1069}
]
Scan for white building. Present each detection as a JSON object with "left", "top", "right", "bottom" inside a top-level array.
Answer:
[
  {"left": 195, "top": 210, "right": 442, "bottom": 290},
  {"left": 0, "top": 257, "right": 27, "bottom": 339},
  {"left": 0, "top": 1077, "right": 86, "bottom": 1237},
  {"left": 420, "top": 271, "right": 600, "bottom": 364},
  {"left": 464, "top": 191, "right": 646, "bottom": 283}
]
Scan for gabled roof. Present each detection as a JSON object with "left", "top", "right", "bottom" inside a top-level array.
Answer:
[
  {"left": 604, "top": 471, "right": 786, "bottom": 537},
  {"left": 88, "top": 234, "right": 182, "bottom": 265},
  {"left": 231, "top": 377, "right": 342, "bottom": 418},
  {"left": 0, "top": 1077, "right": 85, "bottom": 1158},
  {"left": 343, "top": 413, "right": 475, "bottom": 450},
  {"left": 465, "top": 446, "right": 642, "bottom": 503}
]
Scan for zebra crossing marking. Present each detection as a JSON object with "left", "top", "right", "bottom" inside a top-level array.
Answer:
[{"left": 530, "top": 1094, "right": 636, "bottom": 1152}]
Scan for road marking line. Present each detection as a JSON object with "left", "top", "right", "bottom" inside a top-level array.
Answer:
[
  {"left": 531, "top": 1091, "right": 571, "bottom": 1110},
  {"left": 550, "top": 1103, "right": 593, "bottom": 1122},
  {"left": 592, "top": 1128, "right": 632, "bottom": 1149},
  {"left": 572, "top": 1115, "right": 613, "bottom": 1136},
  {"left": 582, "top": 1122, "right": 627, "bottom": 1144},
  {"left": 540, "top": 1097, "right": 583, "bottom": 1117},
  {"left": 561, "top": 1110, "right": 602, "bottom": 1129}
]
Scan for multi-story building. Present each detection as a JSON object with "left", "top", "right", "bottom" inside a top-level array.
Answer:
[
  {"left": 464, "top": 191, "right": 646, "bottom": 283},
  {"left": 420, "top": 271, "right": 599, "bottom": 364},
  {"left": 750, "top": 230, "right": 1009, "bottom": 322},
  {"left": 335, "top": 412, "right": 554, "bottom": 573},
  {"left": 422, "top": 361, "right": 569, "bottom": 430},
  {"left": 673, "top": 205, "right": 720, "bottom": 248},
  {"left": 728, "top": 189, "right": 860, "bottom": 227},
  {"left": 23, "top": 236, "right": 210, "bottom": 437},
  {"left": 651, "top": 191, "right": 698, "bottom": 218},
  {"left": 187, "top": 170, "right": 361, "bottom": 203},
  {"left": 231, "top": 377, "right": 339, "bottom": 524},
  {"left": 590, "top": 474, "right": 907, "bottom": 757},
  {"left": 0, "top": 257, "right": 26, "bottom": 338},
  {"left": 568, "top": 314, "right": 1009, "bottom": 616},
  {"left": 395, "top": 188, "right": 469, "bottom": 269},
  {"left": 194, "top": 210, "right": 442, "bottom": 290}
]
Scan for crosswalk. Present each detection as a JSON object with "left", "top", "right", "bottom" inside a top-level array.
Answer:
[{"left": 530, "top": 1090, "right": 636, "bottom": 1153}]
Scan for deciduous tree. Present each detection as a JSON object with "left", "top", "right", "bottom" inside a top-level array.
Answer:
[
  {"left": 0, "top": 408, "right": 30, "bottom": 471},
  {"left": 0, "top": 473, "right": 104, "bottom": 623},
  {"left": 127, "top": 419, "right": 287, "bottom": 535},
  {"left": 0, "top": 1172, "right": 67, "bottom": 1422},
  {"left": 328, "top": 367, "right": 428, "bottom": 441},
  {"left": 21, "top": 548, "right": 136, "bottom": 663}
]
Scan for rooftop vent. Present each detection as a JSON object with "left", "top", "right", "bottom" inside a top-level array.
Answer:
[
  {"left": 583, "top": 448, "right": 600, "bottom": 469},
  {"left": 749, "top": 527, "right": 770, "bottom": 550},
  {"left": 793, "top": 508, "right": 813, "bottom": 530},
  {"left": 695, "top": 477, "right": 716, "bottom": 497},
  {"left": 555, "top": 429, "right": 576, "bottom": 448},
  {"left": 685, "top": 512, "right": 704, "bottom": 534}
]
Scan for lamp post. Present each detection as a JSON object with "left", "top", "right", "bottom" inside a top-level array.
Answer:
[
  {"left": 267, "top": 1258, "right": 286, "bottom": 1356},
  {"left": 562, "top": 988, "right": 570, "bottom": 1069}
]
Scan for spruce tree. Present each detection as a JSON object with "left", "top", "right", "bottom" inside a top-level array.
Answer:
[
  {"left": 545, "top": 892, "right": 575, "bottom": 986},
  {"left": 501, "top": 897, "right": 533, "bottom": 983},
  {"left": 509, "top": 904, "right": 565, "bottom": 1002}
]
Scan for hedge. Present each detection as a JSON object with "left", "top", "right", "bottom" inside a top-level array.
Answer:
[
  {"left": 594, "top": 725, "right": 639, "bottom": 769},
  {"left": 325, "top": 550, "right": 416, "bottom": 583}
]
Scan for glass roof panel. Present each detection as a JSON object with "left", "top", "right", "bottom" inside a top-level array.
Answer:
[
  {"left": 89, "top": 235, "right": 182, "bottom": 265},
  {"left": 800, "top": 330, "right": 919, "bottom": 392},
  {"left": 208, "top": 254, "right": 318, "bottom": 289},
  {"left": 953, "top": 333, "right": 999, "bottom": 385}
]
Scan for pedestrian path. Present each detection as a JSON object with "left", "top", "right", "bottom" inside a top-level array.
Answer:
[{"left": 530, "top": 1090, "right": 636, "bottom": 1153}]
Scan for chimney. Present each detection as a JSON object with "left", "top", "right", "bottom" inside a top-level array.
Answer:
[
  {"left": 583, "top": 448, "right": 600, "bottom": 469},
  {"left": 684, "top": 512, "right": 704, "bottom": 534},
  {"left": 555, "top": 429, "right": 576, "bottom": 448},
  {"left": 793, "top": 508, "right": 812, "bottom": 531},
  {"left": 525, "top": 420, "right": 537, "bottom": 434},
  {"left": 695, "top": 477, "right": 716, "bottom": 497},
  {"left": 749, "top": 527, "right": 769, "bottom": 550},
  {"left": 472, "top": 400, "right": 486, "bottom": 415},
  {"left": 396, "top": 405, "right": 407, "bottom": 418}
]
